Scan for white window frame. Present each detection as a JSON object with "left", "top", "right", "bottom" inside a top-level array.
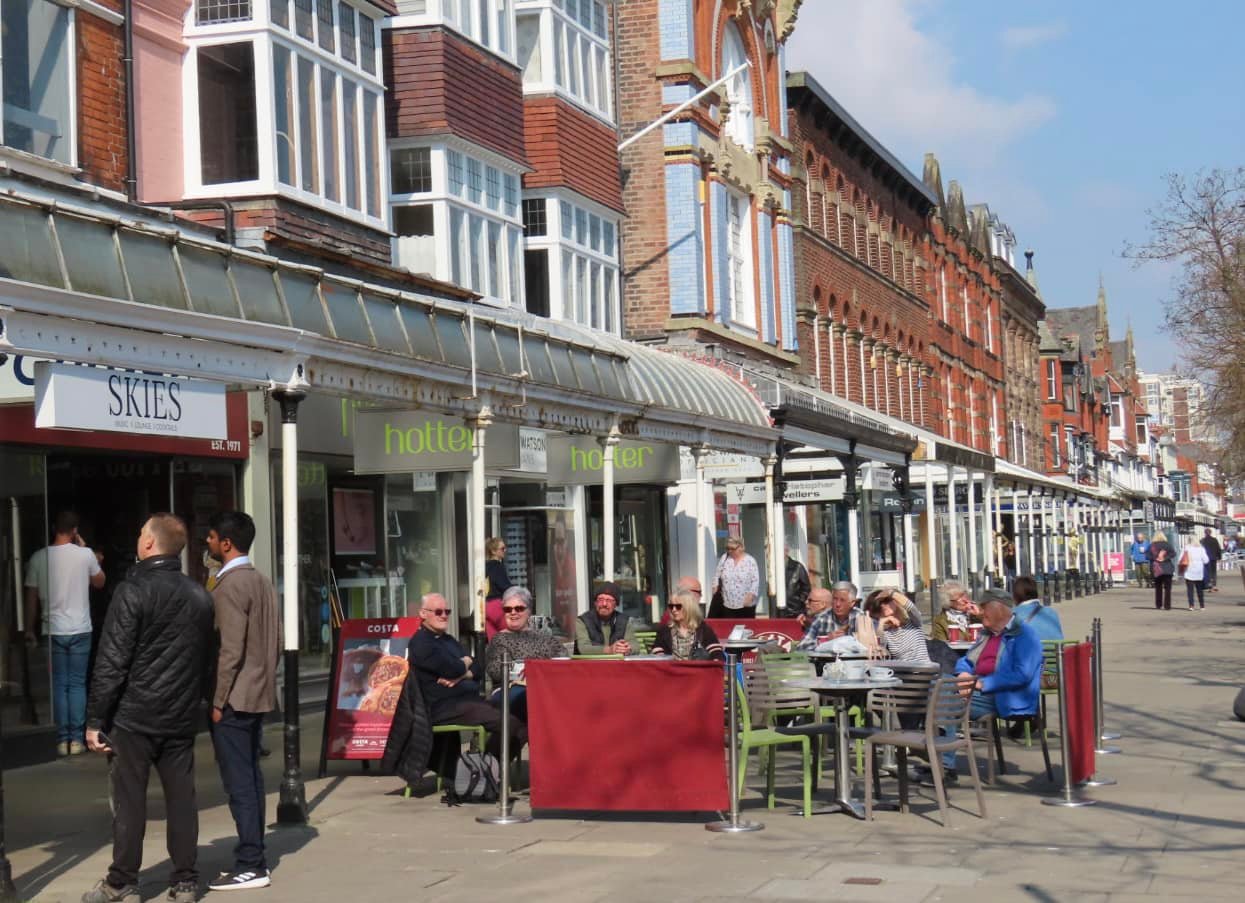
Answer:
[
  {"left": 389, "top": 139, "right": 525, "bottom": 307},
  {"left": 523, "top": 189, "right": 620, "bottom": 333},
  {"left": 182, "top": 5, "right": 386, "bottom": 229},
  {"left": 1045, "top": 359, "right": 1058, "bottom": 399},
  {"left": 719, "top": 21, "right": 753, "bottom": 150},
  {"left": 390, "top": 0, "right": 517, "bottom": 65},
  {"left": 724, "top": 188, "right": 756, "bottom": 331},
  {"left": 0, "top": 0, "right": 79, "bottom": 172},
  {"left": 515, "top": 0, "right": 612, "bottom": 124}
]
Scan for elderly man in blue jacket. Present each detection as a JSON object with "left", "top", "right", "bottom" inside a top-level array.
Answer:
[{"left": 926, "top": 589, "right": 1043, "bottom": 785}]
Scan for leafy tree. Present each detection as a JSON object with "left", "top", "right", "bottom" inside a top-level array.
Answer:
[{"left": 1126, "top": 168, "right": 1245, "bottom": 483}]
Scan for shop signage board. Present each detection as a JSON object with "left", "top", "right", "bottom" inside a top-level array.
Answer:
[
  {"left": 0, "top": 353, "right": 43, "bottom": 404},
  {"left": 325, "top": 617, "right": 421, "bottom": 760},
  {"left": 782, "top": 478, "right": 844, "bottom": 504},
  {"left": 353, "top": 410, "right": 519, "bottom": 473},
  {"left": 547, "top": 436, "right": 680, "bottom": 485},
  {"left": 34, "top": 361, "right": 227, "bottom": 440},
  {"left": 678, "top": 447, "right": 763, "bottom": 481},
  {"left": 1103, "top": 552, "right": 1125, "bottom": 577},
  {"left": 725, "top": 482, "right": 768, "bottom": 506},
  {"left": 519, "top": 427, "right": 548, "bottom": 473}
]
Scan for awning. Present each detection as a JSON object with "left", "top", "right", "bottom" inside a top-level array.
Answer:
[{"left": 0, "top": 183, "right": 775, "bottom": 456}]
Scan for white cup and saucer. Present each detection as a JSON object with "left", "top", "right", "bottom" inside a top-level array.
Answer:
[
  {"left": 866, "top": 666, "right": 895, "bottom": 681},
  {"left": 840, "top": 662, "right": 867, "bottom": 680}
]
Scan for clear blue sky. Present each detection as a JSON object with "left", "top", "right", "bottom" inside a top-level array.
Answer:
[{"left": 786, "top": 0, "right": 1245, "bottom": 374}]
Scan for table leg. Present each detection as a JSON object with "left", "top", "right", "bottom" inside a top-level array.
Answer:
[{"left": 805, "top": 696, "right": 898, "bottom": 818}]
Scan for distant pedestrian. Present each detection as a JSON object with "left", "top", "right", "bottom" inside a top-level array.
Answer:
[
  {"left": 1200, "top": 528, "right": 1222, "bottom": 592},
  {"left": 82, "top": 514, "right": 215, "bottom": 903},
  {"left": 23, "top": 511, "right": 106, "bottom": 756},
  {"left": 206, "top": 512, "right": 280, "bottom": 891},
  {"left": 1179, "top": 536, "right": 1210, "bottom": 611},
  {"left": 1147, "top": 531, "right": 1177, "bottom": 611},
  {"left": 1129, "top": 533, "right": 1151, "bottom": 588},
  {"left": 710, "top": 537, "right": 759, "bottom": 618},
  {"left": 784, "top": 554, "right": 811, "bottom": 618}
]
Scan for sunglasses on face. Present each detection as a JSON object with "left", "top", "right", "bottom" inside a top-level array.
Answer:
[
  {"left": 422, "top": 608, "right": 451, "bottom": 617},
  {"left": 502, "top": 605, "right": 527, "bottom": 614},
  {"left": 667, "top": 603, "right": 683, "bottom": 611}
]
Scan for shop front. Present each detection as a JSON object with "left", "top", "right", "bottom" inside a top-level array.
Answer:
[{"left": 0, "top": 355, "right": 249, "bottom": 758}]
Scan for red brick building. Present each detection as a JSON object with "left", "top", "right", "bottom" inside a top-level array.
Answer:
[{"left": 786, "top": 72, "right": 936, "bottom": 428}]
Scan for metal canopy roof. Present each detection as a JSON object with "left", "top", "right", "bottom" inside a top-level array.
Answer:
[{"left": 0, "top": 186, "right": 775, "bottom": 455}]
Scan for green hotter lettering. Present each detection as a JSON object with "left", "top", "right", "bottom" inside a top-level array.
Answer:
[
  {"left": 569, "top": 445, "right": 654, "bottom": 471},
  {"left": 384, "top": 420, "right": 471, "bottom": 455}
]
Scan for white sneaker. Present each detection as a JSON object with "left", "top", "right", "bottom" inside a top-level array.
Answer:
[
  {"left": 69, "top": 741, "right": 87, "bottom": 755},
  {"left": 208, "top": 870, "right": 270, "bottom": 891}
]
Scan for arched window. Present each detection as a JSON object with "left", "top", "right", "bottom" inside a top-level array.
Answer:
[{"left": 720, "top": 24, "right": 753, "bottom": 150}]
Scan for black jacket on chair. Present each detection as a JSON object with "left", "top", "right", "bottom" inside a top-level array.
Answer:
[
  {"left": 381, "top": 666, "right": 435, "bottom": 786},
  {"left": 86, "top": 555, "right": 216, "bottom": 737}
]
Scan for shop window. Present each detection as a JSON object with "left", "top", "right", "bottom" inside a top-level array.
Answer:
[{"left": 197, "top": 43, "right": 259, "bottom": 184}]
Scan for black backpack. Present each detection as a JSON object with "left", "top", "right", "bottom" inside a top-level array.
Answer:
[{"left": 449, "top": 749, "right": 500, "bottom": 805}]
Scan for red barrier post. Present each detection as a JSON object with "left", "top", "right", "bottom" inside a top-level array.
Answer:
[{"left": 1042, "top": 642, "right": 1097, "bottom": 808}]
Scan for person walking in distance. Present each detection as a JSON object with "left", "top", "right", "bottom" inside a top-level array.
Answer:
[
  {"left": 82, "top": 514, "right": 215, "bottom": 903},
  {"left": 23, "top": 511, "right": 106, "bottom": 756},
  {"left": 206, "top": 512, "right": 279, "bottom": 891}
]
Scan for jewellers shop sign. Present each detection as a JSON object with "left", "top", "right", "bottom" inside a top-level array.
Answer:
[{"left": 34, "top": 362, "right": 227, "bottom": 440}]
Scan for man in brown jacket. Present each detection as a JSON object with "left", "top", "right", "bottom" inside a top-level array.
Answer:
[{"left": 206, "top": 511, "right": 279, "bottom": 892}]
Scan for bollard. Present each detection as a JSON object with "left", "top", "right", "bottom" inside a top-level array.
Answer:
[
  {"left": 707, "top": 647, "right": 764, "bottom": 833},
  {"left": 477, "top": 651, "right": 533, "bottom": 825},
  {"left": 1077, "top": 629, "right": 1117, "bottom": 787},
  {"left": 1094, "top": 618, "right": 1121, "bottom": 744},
  {"left": 1042, "top": 646, "right": 1097, "bottom": 808}
]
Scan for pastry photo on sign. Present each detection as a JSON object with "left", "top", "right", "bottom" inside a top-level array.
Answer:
[{"left": 336, "top": 640, "right": 410, "bottom": 710}]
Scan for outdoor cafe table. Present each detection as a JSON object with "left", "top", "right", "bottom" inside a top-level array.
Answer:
[
  {"left": 782, "top": 675, "right": 901, "bottom": 818},
  {"left": 524, "top": 659, "right": 728, "bottom": 812}
]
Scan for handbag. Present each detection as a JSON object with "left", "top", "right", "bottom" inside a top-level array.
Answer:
[
  {"left": 1177, "top": 550, "right": 1189, "bottom": 576},
  {"left": 708, "top": 580, "right": 725, "bottom": 616}
]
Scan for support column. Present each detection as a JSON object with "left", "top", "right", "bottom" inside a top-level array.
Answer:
[
  {"left": 601, "top": 420, "right": 620, "bottom": 581},
  {"left": 984, "top": 473, "right": 997, "bottom": 578},
  {"left": 924, "top": 463, "right": 939, "bottom": 586},
  {"left": 1025, "top": 491, "right": 1037, "bottom": 576},
  {"left": 1039, "top": 494, "right": 1050, "bottom": 574},
  {"left": 273, "top": 389, "right": 307, "bottom": 826},
  {"left": 842, "top": 454, "right": 861, "bottom": 590},
  {"left": 948, "top": 466, "right": 960, "bottom": 577},
  {"left": 898, "top": 460, "right": 916, "bottom": 594},
  {"left": 765, "top": 453, "right": 782, "bottom": 614},
  {"left": 469, "top": 407, "right": 492, "bottom": 633},
  {"left": 1062, "top": 498, "right": 1073, "bottom": 572},
  {"left": 693, "top": 445, "right": 709, "bottom": 599},
  {"left": 966, "top": 469, "right": 979, "bottom": 579}
]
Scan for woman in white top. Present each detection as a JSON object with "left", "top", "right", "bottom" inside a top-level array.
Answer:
[{"left": 1180, "top": 537, "right": 1211, "bottom": 610}]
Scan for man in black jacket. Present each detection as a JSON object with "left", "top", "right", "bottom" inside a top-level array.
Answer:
[
  {"left": 82, "top": 514, "right": 215, "bottom": 903},
  {"left": 1201, "top": 528, "right": 1222, "bottom": 592}
]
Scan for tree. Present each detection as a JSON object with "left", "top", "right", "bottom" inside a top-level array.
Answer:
[{"left": 1126, "top": 168, "right": 1245, "bottom": 484}]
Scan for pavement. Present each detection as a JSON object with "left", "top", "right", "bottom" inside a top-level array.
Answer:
[{"left": 7, "top": 575, "right": 1245, "bottom": 902}]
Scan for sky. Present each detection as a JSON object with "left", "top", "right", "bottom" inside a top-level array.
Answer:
[{"left": 786, "top": 0, "right": 1245, "bottom": 375}]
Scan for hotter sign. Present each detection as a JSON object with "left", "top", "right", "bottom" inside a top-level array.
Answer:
[
  {"left": 353, "top": 410, "right": 520, "bottom": 473},
  {"left": 34, "top": 362, "right": 227, "bottom": 440}
]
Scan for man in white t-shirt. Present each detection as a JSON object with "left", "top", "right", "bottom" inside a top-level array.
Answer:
[{"left": 24, "top": 511, "right": 105, "bottom": 756}]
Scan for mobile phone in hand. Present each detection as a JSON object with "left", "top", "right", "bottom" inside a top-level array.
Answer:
[{"left": 95, "top": 731, "right": 114, "bottom": 753}]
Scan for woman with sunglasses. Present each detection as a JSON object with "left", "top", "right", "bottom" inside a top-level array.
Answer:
[
  {"left": 650, "top": 591, "right": 724, "bottom": 661},
  {"left": 484, "top": 586, "right": 565, "bottom": 721}
]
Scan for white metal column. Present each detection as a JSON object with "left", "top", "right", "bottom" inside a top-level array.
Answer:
[
  {"left": 765, "top": 454, "right": 783, "bottom": 614},
  {"left": 948, "top": 466, "right": 960, "bottom": 577},
  {"left": 693, "top": 446, "right": 709, "bottom": 598},
  {"left": 924, "top": 465, "right": 939, "bottom": 585},
  {"left": 470, "top": 407, "right": 491, "bottom": 632},
  {"left": 966, "top": 469, "right": 979, "bottom": 577},
  {"left": 601, "top": 420, "right": 620, "bottom": 581}
]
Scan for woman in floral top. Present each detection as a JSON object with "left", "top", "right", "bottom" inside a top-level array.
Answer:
[{"left": 710, "top": 537, "right": 760, "bottom": 618}]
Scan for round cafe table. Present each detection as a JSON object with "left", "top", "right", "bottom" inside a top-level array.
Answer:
[
  {"left": 946, "top": 641, "right": 976, "bottom": 652},
  {"left": 782, "top": 675, "right": 901, "bottom": 818}
]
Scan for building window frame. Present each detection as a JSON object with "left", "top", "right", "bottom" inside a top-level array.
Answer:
[
  {"left": 390, "top": 0, "right": 516, "bottom": 64},
  {"left": 522, "top": 190, "right": 620, "bottom": 333},
  {"left": 0, "top": 0, "right": 78, "bottom": 170}
]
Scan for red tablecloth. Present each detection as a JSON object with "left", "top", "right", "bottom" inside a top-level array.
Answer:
[{"left": 525, "top": 660, "right": 728, "bottom": 811}]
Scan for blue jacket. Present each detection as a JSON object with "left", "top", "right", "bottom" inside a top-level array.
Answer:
[
  {"left": 1130, "top": 540, "right": 1150, "bottom": 563},
  {"left": 954, "top": 616, "right": 1042, "bottom": 717}
]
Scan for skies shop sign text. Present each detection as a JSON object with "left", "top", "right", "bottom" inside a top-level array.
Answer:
[{"left": 34, "top": 362, "right": 227, "bottom": 440}]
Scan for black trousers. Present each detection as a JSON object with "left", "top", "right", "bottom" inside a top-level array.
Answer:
[
  {"left": 108, "top": 726, "right": 198, "bottom": 888},
  {"left": 1153, "top": 574, "right": 1173, "bottom": 610},
  {"left": 431, "top": 697, "right": 527, "bottom": 781},
  {"left": 211, "top": 707, "right": 267, "bottom": 871}
]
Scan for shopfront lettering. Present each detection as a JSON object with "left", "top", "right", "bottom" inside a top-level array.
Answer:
[
  {"left": 383, "top": 420, "right": 471, "bottom": 456},
  {"left": 366, "top": 623, "right": 400, "bottom": 634},
  {"left": 569, "top": 444, "right": 654, "bottom": 472},
  {"left": 107, "top": 374, "right": 183, "bottom": 421}
]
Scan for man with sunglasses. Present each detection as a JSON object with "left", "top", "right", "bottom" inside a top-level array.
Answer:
[
  {"left": 409, "top": 593, "right": 526, "bottom": 777},
  {"left": 484, "top": 586, "right": 563, "bottom": 722}
]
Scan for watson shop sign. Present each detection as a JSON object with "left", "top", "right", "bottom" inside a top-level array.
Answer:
[
  {"left": 34, "top": 362, "right": 226, "bottom": 439},
  {"left": 353, "top": 410, "right": 519, "bottom": 473}
]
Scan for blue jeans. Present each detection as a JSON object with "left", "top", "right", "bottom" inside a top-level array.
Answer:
[
  {"left": 488, "top": 685, "right": 528, "bottom": 722},
  {"left": 942, "top": 691, "right": 998, "bottom": 770},
  {"left": 212, "top": 706, "right": 267, "bottom": 871},
  {"left": 51, "top": 632, "right": 92, "bottom": 744}
]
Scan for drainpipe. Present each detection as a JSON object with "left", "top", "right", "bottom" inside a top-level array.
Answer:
[
  {"left": 166, "top": 200, "right": 237, "bottom": 246},
  {"left": 123, "top": 0, "right": 137, "bottom": 201}
]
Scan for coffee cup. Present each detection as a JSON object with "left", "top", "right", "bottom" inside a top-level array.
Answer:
[
  {"left": 866, "top": 666, "right": 894, "bottom": 680},
  {"left": 948, "top": 626, "right": 962, "bottom": 642},
  {"left": 817, "top": 635, "right": 831, "bottom": 646},
  {"left": 841, "top": 662, "right": 867, "bottom": 680}
]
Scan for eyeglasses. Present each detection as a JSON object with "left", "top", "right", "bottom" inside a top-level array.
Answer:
[
  {"left": 502, "top": 605, "right": 527, "bottom": 614},
  {"left": 667, "top": 603, "right": 683, "bottom": 611},
  {"left": 422, "top": 608, "right": 451, "bottom": 617}
]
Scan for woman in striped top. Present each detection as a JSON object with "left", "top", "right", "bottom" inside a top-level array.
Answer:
[{"left": 868, "top": 590, "right": 931, "bottom": 664}]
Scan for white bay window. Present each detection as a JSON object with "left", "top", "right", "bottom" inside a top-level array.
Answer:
[
  {"left": 391, "top": 0, "right": 515, "bottom": 61},
  {"left": 516, "top": 0, "right": 612, "bottom": 123},
  {"left": 184, "top": 0, "right": 385, "bottom": 226},
  {"left": 523, "top": 194, "right": 618, "bottom": 333}
]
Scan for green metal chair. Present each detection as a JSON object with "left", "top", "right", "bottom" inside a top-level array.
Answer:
[
  {"left": 632, "top": 630, "right": 658, "bottom": 653},
  {"left": 404, "top": 723, "right": 489, "bottom": 797},
  {"left": 735, "top": 671, "right": 814, "bottom": 817}
]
